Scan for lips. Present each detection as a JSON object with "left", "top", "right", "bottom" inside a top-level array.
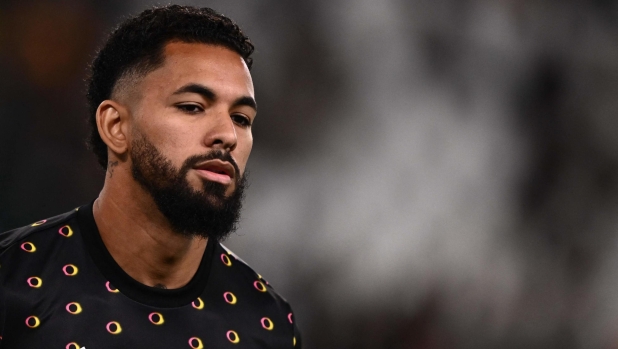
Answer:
[{"left": 193, "top": 160, "right": 235, "bottom": 185}]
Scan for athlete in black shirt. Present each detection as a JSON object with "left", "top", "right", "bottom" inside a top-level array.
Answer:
[{"left": 0, "top": 5, "right": 301, "bottom": 348}]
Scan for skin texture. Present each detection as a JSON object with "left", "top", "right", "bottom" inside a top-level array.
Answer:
[{"left": 92, "top": 42, "right": 256, "bottom": 289}]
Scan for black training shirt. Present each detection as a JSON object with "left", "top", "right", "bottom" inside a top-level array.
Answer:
[{"left": 0, "top": 202, "right": 301, "bottom": 348}]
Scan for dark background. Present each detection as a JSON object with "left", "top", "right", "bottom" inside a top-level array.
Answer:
[{"left": 2, "top": 0, "right": 618, "bottom": 348}]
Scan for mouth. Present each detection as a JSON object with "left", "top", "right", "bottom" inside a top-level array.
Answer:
[{"left": 193, "top": 160, "right": 235, "bottom": 185}]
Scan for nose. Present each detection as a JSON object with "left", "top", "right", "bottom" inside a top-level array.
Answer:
[{"left": 204, "top": 110, "right": 237, "bottom": 151}]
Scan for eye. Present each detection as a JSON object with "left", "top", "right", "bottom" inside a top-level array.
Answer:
[
  {"left": 232, "top": 114, "right": 252, "bottom": 127},
  {"left": 176, "top": 104, "right": 204, "bottom": 114}
]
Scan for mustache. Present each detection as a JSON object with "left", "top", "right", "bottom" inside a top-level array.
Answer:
[{"left": 181, "top": 150, "right": 241, "bottom": 177}]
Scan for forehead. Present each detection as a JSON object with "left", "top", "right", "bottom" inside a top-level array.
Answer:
[{"left": 135, "top": 42, "right": 254, "bottom": 99}]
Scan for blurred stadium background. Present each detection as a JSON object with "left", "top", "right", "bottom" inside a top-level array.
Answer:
[{"left": 2, "top": 0, "right": 618, "bottom": 348}]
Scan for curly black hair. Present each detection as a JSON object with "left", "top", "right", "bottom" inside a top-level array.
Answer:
[{"left": 86, "top": 5, "right": 254, "bottom": 169}]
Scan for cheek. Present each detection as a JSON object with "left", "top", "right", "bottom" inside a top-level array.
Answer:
[
  {"left": 138, "top": 125, "right": 196, "bottom": 167},
  {"left": 145, "top": 136, "right": 189, "bottom": 166},
  {"left": 234, "top": 134, "right": 253, "bottom": 174}
]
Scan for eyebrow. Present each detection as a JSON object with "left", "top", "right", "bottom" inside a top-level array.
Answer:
[
  {"left": 232, "top": 96, "right": 258, "bottom": 112},
  {"left": 172, "top": 83, "right": 257, "bottom": 111}
]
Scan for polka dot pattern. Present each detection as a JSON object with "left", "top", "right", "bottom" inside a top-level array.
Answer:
[
  {"left": 223, "top": 292, "right": 237, "bottom": 304},
  {"left": 188, "top": 337, "right": 204, "bottom": 349},
  {"left": 62, "top": 264, "right": 78, "bottom": 276},
  {"left": 192, "top": 297, "right": 204, "bottom": 310},
  {"left": 25, "top": 316, "right": 40, "bottom": 328},
  {"left": 226, "top": 330, "right": 240, "bottom": 344},
  {"left": 1, "top": 209, "right": 301, "bottom": 347},
  {"left": 106, "top": 321, "right": 122, "bottom": 334},
  {"left": 27, "top": 276, "right": 42, "bottom": 288},
  {"left": 106, "top": 281, "right": 119, "bottom": 293},
  {"left": 221, "top": 253, "right": 232, "bottom": 267},
  {"left": 254, "top": 280, "right": 267, "bottom": 292},
  {"left": 31, "top": 220, "right": 46, "bottom": 227},
  {"left": 20, "top": 242, "right": 36, "bottom": 253},
  {"left": 261, "top": 317, "right": 274, "bottom": 330},
  {"left": 66, "top": 302, "right": 82, "bottom": 314},
  {"left": 148, "top": 312, "right": 164, "bottom": 325},
  {"left": 58, "top": 225, "right": 73, "bottom": 237}
]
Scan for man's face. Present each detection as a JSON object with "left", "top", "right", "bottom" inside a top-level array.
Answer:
[{"left": 125, "top": 42, "right": 256, "bottom": 239}]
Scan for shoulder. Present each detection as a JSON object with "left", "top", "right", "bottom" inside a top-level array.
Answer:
[
  {"left": 217, "top": 243, "right": 291, "bottom": 303},
  {"left": 215, "top": 242, "right": 296, "bottom": 314},
  {"left": 0, "top": 208, "right": 78, "bottom": 255},
  {"left": 214, "top": 243, "right": 302, "bottom": 347}
]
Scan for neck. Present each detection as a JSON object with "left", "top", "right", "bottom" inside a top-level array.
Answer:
[{"left": 93, "top": 164, "right": 207, "bottom": 289}]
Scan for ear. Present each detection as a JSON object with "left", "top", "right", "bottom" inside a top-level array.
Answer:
[{"left": 96, "top": 100, "right": 130, "bottom": 157}]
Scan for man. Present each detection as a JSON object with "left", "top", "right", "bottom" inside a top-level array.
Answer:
[{"left": 0, "top": 5, "right": 301, "bottom": 348}]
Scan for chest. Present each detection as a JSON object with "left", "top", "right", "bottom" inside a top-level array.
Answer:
[{"left": 0, "top": 255, "right": 291, "bottom": 349}]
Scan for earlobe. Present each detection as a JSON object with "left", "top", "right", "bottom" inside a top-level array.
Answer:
[{"left": 96, "top": 100, "right": 129, "bottom": 156}]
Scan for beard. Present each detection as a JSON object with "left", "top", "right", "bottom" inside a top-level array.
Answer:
[{"left": 129, "top": 135, "right": 247, "bottom": 242}]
